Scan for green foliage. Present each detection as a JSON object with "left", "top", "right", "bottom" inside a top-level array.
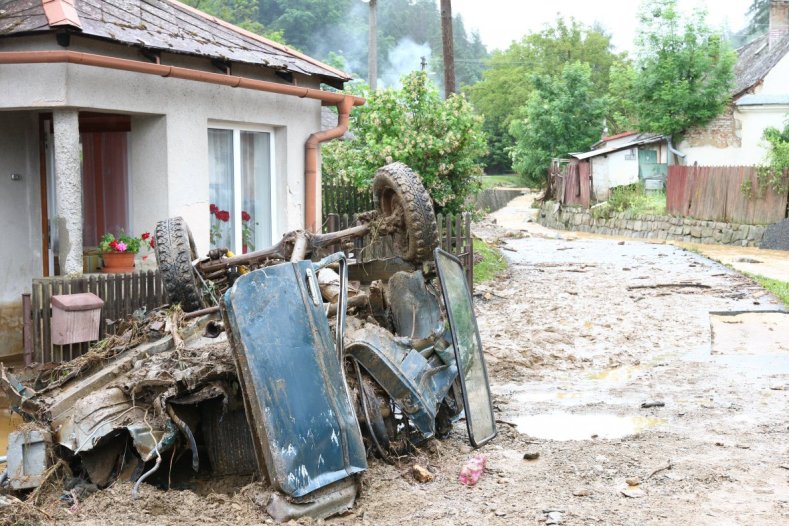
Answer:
[
  {"left": 755, "top": 120, "right": 789, "bottom": 193},
  {"left": 466, "top": 17, "right": 625, "bottom": 172},
  {"left": 479, "top": 175, "right": 522, "bottom": 189},
  {"left": 746, "top": 273, "right": 789, "bottom": 308},
  {"left": 322, "top": 71, "right": 487, "bottom": 214},
  {"left": 472, "top": 239, "right": 507, "bottom": 285},
  {"left": 181, "top": 0, "right": 284, "bottom": 41},
  {"left": 633, "top": 0, "right": 736, "bottom": 138},
  {"left": 508, "top": 62, "right": 607, "bottom": 186},
  {"left": 606, "top": 61, "right": 639, "bottom": 134},
  {"left": 594, "top": 183, "right": 666, "bottom": 217}
]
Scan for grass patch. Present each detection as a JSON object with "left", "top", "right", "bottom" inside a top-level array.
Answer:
[
  {"left": 479, "top": 174, "right": 523, "bottom": 189},
  {"left": 594, "top": 183, "right": 666, "bottom": 217},
  {"left": 745, "top": 273, "right": 789, "bottom": 307},
  {"left": 473, "top": 239, "right": 507, "bottom": 284}
]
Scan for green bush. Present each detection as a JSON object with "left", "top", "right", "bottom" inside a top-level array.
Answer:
[
  {"left": 322, "top": 72, "right": 488, "bottom": 214},
  {"left": 595, "top": 183, "right": 666, "bottom": 217}
]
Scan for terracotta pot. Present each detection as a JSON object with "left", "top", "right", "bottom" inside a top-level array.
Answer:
[{"left": 101, "top": 252, "right": 135, "bottom": 273}]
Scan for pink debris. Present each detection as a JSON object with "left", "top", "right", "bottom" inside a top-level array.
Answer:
[{"left": 458, "top": 454, "right": 487, "bottom": 486}]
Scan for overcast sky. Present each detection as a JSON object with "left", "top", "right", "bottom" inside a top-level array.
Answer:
[{"left": 450, "top": 0, "right": 754, "bottom": 53}]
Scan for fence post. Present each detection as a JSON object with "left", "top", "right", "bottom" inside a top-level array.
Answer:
[{"left": 22, "top": 293, "right": 32, "bottom": 366}]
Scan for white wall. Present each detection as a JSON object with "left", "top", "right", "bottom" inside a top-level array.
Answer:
[
  {"left": 591, "top": 149, "right": 639, "bottom": 200},
  {"left": 0, "top": 112, "right": 43, "bottom": 356},
  {"left": 0, "top": 37, "right": 323, "bottom": 255},
  {"left": 0, "top": 35, "right": 330, "bottom": 355},
  {"left": 680, "top": 56, "right": 789, "bottom": 166}
]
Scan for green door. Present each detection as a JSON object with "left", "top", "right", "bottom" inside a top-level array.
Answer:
[{"left": 638, "top": 149, "right": 666, "bottom": 181}]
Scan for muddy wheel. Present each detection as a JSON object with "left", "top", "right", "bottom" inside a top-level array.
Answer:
[
  {"left": 372, "top": 162, "right": 439, "bottom": 264},
  {"left": 155, "top": 217, "right": 203, "bottom": 312}
]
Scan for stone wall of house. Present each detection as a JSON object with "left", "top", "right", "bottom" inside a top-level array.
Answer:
[
  {"left": 539, "top": 203, "right": 766, "bottom": 247},
  {"left": 683, "top": 103, "right": 742, "bottom": 148}
]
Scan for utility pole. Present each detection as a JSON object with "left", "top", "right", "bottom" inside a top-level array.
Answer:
[
  {"left": 368, "top": 0, "right": 378, "bottom": 91},
  {"left": 440, "top": 0, "right": 455, "bottom": 97},
  {"left": 420, "top": 56, "right": 427, "bottom": 71}
]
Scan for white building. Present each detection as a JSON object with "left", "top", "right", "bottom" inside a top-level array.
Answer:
[
  {"left": 0, "top": 0, "right": 361, "bottom": 358},
  {"left": 679, "top": 0, "right": 789, "bottom": 166}
]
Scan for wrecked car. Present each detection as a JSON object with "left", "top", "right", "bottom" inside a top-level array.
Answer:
[{"left": 2, "top": 163, "right": 495, "bottom": 521}]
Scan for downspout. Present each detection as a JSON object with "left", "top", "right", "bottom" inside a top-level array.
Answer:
[
  {"left": 304, "top": 96, "right": 358, "bottom": 233},
  {"left": 667, "top": 136, "right": 686, "bottom": 165},
  {"left": 0, "top": 50, "right": 365, "bottom": 232}
]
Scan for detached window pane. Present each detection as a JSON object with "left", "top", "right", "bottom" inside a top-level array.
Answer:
[
  {"left": 240, "top": 131, "right": 272, "bottom": 253},
  {"left": 208, "top": 129, "right": 235, "bottom": 250}
]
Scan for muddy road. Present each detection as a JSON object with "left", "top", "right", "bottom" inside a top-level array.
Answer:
[{"left": 6, "top": 221, "right": 789, "bottom": 526}]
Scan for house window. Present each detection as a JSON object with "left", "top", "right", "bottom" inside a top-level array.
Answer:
[
  {"left": 624, "top": 148, "right": 636, "bottom": 161},
  {"left": 208, "top": 126, "right": 275, "bottom": 253}
]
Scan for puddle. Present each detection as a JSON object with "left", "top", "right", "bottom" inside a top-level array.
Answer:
[
  {"left": 513, "top": 413, "right": 665, "bottom": 440},
  {"left": 710, "top": 311, "right": 789, "bottom": 355},
  {"left": 587, "top": 365, "right": 642, "bottom": 383}
]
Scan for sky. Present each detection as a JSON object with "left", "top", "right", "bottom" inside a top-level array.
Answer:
[{"left": 450, "top": 0, "right": 754, "bottom": 53}]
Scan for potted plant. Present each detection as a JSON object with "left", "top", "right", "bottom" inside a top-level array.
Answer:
[{"left": 99, "top": 231, "right": 153, "bottom": 273}]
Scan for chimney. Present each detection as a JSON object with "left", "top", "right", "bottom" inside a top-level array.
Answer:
[{"left": 769, "top": 0, "right": 789, "bottom": 49}]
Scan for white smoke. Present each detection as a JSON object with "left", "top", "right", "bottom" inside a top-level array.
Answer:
[{"left": 379, "top": 38, "right": 432, "bottom": 89}]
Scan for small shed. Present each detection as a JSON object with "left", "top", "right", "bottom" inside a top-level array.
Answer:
[{"left": 570, "top": 133, "right": 668, "bottom": 201}]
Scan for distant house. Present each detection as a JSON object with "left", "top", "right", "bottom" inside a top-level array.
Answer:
[
  {"left": 679, "top": 0, "right": 789, "bottom": 165},
  {"left": 0, "top": 0, "right": 361, "bottom": 358},
  {"left": 569, "top": 132, "right": 669, "bottom": 201}
]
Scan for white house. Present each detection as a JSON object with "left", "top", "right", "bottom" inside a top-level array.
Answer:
[
  {"left": 0, "top": 0, "right": 362, "bottom": 358},
  {"left": 679, "top": 0, "right": 789, "bottom": 165}
]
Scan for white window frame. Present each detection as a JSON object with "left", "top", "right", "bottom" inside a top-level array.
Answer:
[{"left": 208, "top": 121, "right": 277, "bottom": 253}]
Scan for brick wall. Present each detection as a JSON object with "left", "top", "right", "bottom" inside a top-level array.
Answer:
[{"left": 683, "top": 104, "right": 741, "bottom": 148}]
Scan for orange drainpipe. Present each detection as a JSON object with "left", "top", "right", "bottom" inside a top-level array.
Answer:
[
  {"left": 304, "top": 96, "right": 357, "bottom": 232},
  {"left": 0, "top": 49, "right": 364, "bottom": 229}
]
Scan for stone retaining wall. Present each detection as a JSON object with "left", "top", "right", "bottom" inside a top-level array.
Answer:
[{"left": 539, "top": 203, "right": 766, "bottom": 247}]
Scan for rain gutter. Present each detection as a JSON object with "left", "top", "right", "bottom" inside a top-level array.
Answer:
[{"left": 0, "top": 50, "right": 364, "bottom": 231}]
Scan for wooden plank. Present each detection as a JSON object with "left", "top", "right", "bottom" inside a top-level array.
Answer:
[
  {"left": 32, "top": 281, "right": 42, "bottom": 363},
  {"left": 42, "top": 279, "right": 52, "bottom": 363},
  {"left": 114, "top": 273, "right": 122, "bottom": 331}
]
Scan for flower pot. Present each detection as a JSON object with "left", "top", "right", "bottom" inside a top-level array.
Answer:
[{"left": 101, "top": 252, "right": 135, "bottom": 273}]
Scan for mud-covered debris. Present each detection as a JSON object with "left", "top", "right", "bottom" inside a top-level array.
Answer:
[
  {"left": 621, "top": 488, "right": 646, "bottom": 498},
  {"left": 572, "top": 488, "right": 592, "bottom": 497},
  {"left": 545, "top": 510, "right": 563, "bottom": 524},
  {"left": 523, "top": 451, "right": 540, "bottom": 460},
  {"left": 458, "top": 455, "right": 486, "bottom": 486},
  {"left": 411, "top": 464, "right": 434, "bottom": 483},
  {"left": 626, "top": 477, "right": 640, "bottom": 487},
  {"left": 641, "top": 401, "right": 665, "bottom": 408}
]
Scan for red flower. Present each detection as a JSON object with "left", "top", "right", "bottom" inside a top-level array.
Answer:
[
  {"left": 216, "top": 210, "right": 230, "bottom": 222},
  {"left": 141, "top": 232, "right": 150, "bottom": 241},
  {"left": 109, "top": 240, "right": 119, "bottom": 250},
  {"left": 149, "top": 239, "right": 155, "bottom": 249},
  {"left": 210, "top": 204, "right": 218, "bottom": 214},
  {"left": 241, "top": 211, "right": 251, "bottom": 222}
]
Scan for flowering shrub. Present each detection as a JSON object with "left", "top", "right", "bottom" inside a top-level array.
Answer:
[
  {"left": 99, "top": 231, "right": 153, "bottom": 254},
  {"left": 322, "top": 71, "right": 488, "bottom": 213}
]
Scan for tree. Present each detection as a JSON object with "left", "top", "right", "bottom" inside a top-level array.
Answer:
[
  {"left": 322, "top": 72, "right": 487, "bottom": 213},
  {"left": 466, "top": 17, "right": 624, "bottom": 173},
  {"left": 181, "top": 0, "right": 284, "bottom": 41},
  {"left": 508, "top": 62, "right": 607, "bottom": 187},
  {"left": 633, "top": 0, "right": 736, "bottom": 138},
  {"left": 605, "top": 61, "right": 639, "bottom": 134}
]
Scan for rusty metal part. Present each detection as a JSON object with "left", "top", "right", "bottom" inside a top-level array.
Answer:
[
  {"left": 182, "top": 306, "right": 221, "bottom": 320},
  {"left": 326, "top": 293, "right": 369, "bottom": 317}
]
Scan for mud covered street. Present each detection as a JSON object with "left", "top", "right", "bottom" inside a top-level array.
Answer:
[{"left": 5, "top": 221, "right": 789, "bottom": 526}]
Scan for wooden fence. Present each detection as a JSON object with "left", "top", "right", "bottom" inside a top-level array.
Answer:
[
  {"left": 322, "top": 181, "right": 374, "bottom": 218},
  {"left": 551, "top": 160, "right": 591, "bottom": 207},
  {"left": 325, "top": 212, "right": 475, "bottom": 289},
  {"left": 30, "top": 270, "right": 166, "bottom": 363},
  {"left": 667, "top": 165, "right": 788, "bottom": 224}
]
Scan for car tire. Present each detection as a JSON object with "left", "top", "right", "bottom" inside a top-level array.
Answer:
[
  {"left": 372, "top": 162, "right": 439, "bottom": 264},
  {"left": 154, "top": 216, "right": 203, "bottom": 312}
]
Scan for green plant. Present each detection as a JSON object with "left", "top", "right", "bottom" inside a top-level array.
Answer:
[
  {"left": 746, "top": 273, "right": 789, "bottom": 308},
  {"left": 99, "top": 231, "right": 151, "bottom": 254},
  {"left": 756, "top": 120, "right": 789, "bottom": 194},
  {"left": 632, "top": 0, "right": 736, "bottom": 138},
  {"left": 473, "top": 239, "right": 507, "bottom": 284},
  {"left": 508, "top": 62, "right": 608, "bottom": 187},
  {"left": 597, "top": 183, "right": 666, "bottom": 216},
  {"left": 322, "top": 71, "right": 488, "bottom": 214}
]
